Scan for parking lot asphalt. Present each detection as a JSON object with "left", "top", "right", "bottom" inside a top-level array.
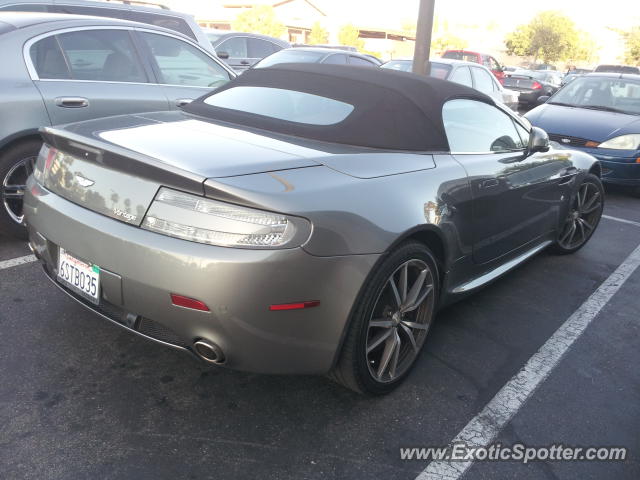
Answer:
[{"left": 1, "top": 190, "right": 638, "bottom": 480}]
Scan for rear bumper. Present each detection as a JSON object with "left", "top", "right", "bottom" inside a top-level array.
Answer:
[{"left": 24, "top": 178, "right": 379, "bottom": 374}]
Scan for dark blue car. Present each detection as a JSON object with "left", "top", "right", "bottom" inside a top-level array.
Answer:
[{"left": 526, "top": 73, "right": 640, "bottom": 196}]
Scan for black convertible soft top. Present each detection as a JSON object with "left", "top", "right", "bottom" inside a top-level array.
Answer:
[{"left": 184, "top": 63, "right": 494, "bottom": 151}]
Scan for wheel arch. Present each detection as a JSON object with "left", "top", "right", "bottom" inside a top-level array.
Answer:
[
  {"left": 329, "top": 224, "right": 448, "bottom": 370},
  {"left": 0, "top": 130, "right": 42, "bottom": 157}
]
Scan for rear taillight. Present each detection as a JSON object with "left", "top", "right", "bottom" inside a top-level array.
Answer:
[
  {"left": 33, "top": 144, "right": 58, "bottom": 183},
  {"left": 532, "top": 81, "right": 542, "bottom": 90}
]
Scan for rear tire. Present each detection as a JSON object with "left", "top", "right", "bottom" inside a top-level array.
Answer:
[
  {"left": 330, "top": 241, "right": 439, "bottom": 395},
  {"left": 0, "top": 140, "right": 41, "bottom": 240},
  {"left": 550, "top": 174, "right": 604, "bottom": 255}
]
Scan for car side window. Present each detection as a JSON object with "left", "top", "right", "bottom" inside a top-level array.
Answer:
[
  {"left": 515, "top": 122, "right": 530, "bottom": 148},
  {"left": 349, "top": 56, "right": 376, "bottom": 66},
  {"left": 449, "top": 67, "right": 472, "bottom": 87},
  {"left": 247, "top": 38, "right": 278, "bottom": 58},
  {"left": 472, "top": 67, "right": 496, "bottom": 94},
  {"left": 30, "top": 35, "right": 71, "bottom": 79},
  {"left": 323, "top": 54, "right": 348, "bottom": 64},
  {"left": 216, "top": 37, "right": 247, "bottom": 58},
  {"left": 56, "top": 29, "right": 146, "bottom": 83},
  {"left": 140, "top": 32, "right": 231, "bottom": 88},
  {"left": 443, "top": 99, "right": 524, "bottom": 153}
]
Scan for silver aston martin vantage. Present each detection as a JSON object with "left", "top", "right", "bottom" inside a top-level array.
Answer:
[{"left": 24, "top": 64, "right": 604, "bottom": 394}]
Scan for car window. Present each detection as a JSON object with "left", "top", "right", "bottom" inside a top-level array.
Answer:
[
  {"left": 443, "top": 51, "right": 478, "bottom": 63},
  {"left": 55, "top": 29, "right": 146, "bottom": 83},
  {"left": 204, "top": 86, "right": 354, "bottom": 125},
  {"left": 449, "top": 66, "right": 472, "bottom": 87},
  {"left": 247, "top": 38, "right": 278, "bottom": 58},
  {"left": 515, "top": 123, "right": 530, "bottom": 148},
  {"left": 472, "top": 67, "right": 496, "bottom": 94},
  {"left": 30, "top": 35, "right": 71, "bottom": 79},
  {"left": 349, "top": 56, "right": 376, "bottom": 66},
  {"left": 216, "top": 37, "right": 247, "bottom": 58},
  {"left": 140, "top": 32, "right": 230, "bottom": 88},
  {"left": 489, "top": 57, "right": 501, "bottom": 71},
  {"left": 443, "top": 99, "right": 524, "bottom": 153},
  {"left": 323, "top": 53, "right": 348, "bottom": 64},
  {"left": 255, "top": 49, "right": 325, "bottom": 68},
  {"left": 381, "top": 60, "right": 412, "bottom": 72}
]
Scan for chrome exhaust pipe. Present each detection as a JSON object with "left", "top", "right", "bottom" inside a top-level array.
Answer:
[{"left": 193, "top": 339, "right": 225, "bottom": 364}]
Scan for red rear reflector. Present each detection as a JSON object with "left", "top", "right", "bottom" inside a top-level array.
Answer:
[
  {"left": 171, "top": 294, "right": 210, "bottom": 311},
  {"left": 532, "top": 81, "right": 542, "bottom": 90},
  {"left": 269, "top": 300, "right": 320, "bottom": 311}
]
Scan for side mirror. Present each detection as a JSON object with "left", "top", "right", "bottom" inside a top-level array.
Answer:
[
  {"left": 528, "top": 126, "right": 550, "bottom": 153},
  {"left": 216, "top": 51, "right": 230, "bottom": 60},
  {"left": 536, "top": 95, "right": 550, "bottom": 105}
]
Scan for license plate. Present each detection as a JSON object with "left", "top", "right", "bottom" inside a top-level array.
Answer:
[{"left": 57, "top": 248, "right": 100, "bottom": 304}]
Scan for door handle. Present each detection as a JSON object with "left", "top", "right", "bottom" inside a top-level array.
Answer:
[
  {"left": 175, "top": 98, "right": 193, "bottom": 107},
  {"left": 480, "top": 178, "right": 499, "bottom": 189},
  {"left": 558, "top": 175, "right": 576, "bottom": 186},
  {"left": 240, "top": 60, "right": 250, "bottom": 65},
  {"left": 55, "top": 97, "right": 89, "bottom": 108}
]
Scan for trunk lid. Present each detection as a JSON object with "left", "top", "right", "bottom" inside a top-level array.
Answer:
[{"left": 39, "top": 112, "right": 324, "bottom": 225}]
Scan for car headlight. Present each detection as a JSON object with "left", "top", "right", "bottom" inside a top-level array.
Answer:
[
  {"left": 597, "top": 134, "right": 640, "bottom": 150},
  {"left": 142, "top": 187, "right": 311, "bottom": 249}
]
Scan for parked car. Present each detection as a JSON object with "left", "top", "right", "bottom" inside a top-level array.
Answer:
[
  {"left": 254, "top": 47, "right": 381, "bottom": 68},
  {"left": 381, "top": 58, "right": 519, "bottom": 111},
  {"left": 0, "top": 12, "right": 235, "bottom": 238},
  {"left": 0, "top": 0, "right": 214, "bottom": 52},
  {"left": 562, "top": 68, "right": 592, "bottom": 86},
  {"left": 502, "top": 70, "right": 561, "bottom": 108},
  {"left": 594, "top": 64, "right": 640, "bottom": 75},
  {"left": 206, "top": 30, "right": 290, "bottom": 72},
  {"left": 292, "top": 43, "right": 357, "bottom": 52},
  {"left": 530, "top": 63, "right": 557, "bottom": 71},
  {"left": 442, "top": 49, "right": 505, "bottom": 81},
  {"left": 526, "top": 73, "right": 640, "bottom": 196},
  {"left": 24, "top": 64, "right": 603, "bottom": 394}
]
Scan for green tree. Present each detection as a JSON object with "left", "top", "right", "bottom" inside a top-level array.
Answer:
[
  {"left": 232, "top": 5, "right": 285, "bottom": 38},
  {"left": 338, "top": 24, "right": 364, "bottom": 50},
  {"left": 621, "top": 27, "right": 640, "bottom": 65},
  {"left": 308, "top": 21, "right": 328, "bottom": 45},
  {"left": 505, "top": 11, "right": 581, "bottom": 63},
  {"left": 431, "top": 33, "right": 467, "bottom": 54}
]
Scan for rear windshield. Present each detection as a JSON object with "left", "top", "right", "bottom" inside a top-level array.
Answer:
[
  {"left": 255, "top": 50, "right": 325, "bottom": 68},
  {"left": 203, "top": 86, "right": 354, "bottom": 125},
  {"left": 442, "top": 51, "right": 478, "bottom": 63},
  {"left": 429, "top": 62, "right": 452, "bottom": 80},
  {"left": 382, "top": 60, "right": 412, "bottom": 72}
]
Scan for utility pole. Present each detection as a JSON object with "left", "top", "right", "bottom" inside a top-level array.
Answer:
[{"left": 412, "top": 0, "right": 436, "bottom": 76}]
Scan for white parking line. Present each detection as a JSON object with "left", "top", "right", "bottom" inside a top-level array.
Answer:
[
  {"left": 0, "top": 254, "right": 36, "bottom": 271},
  {"left": 417, "top": 242, "right": 640, "bottom": 480},
  {"left": 603, "top": 215, "right": 640, "bottom": 228}
]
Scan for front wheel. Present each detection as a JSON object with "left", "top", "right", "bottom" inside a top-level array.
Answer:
[
  {"left": 330, "top": 241, "right": 439, "bottom": 394},
  {"left": 551, "top": 173, "right": 604, "bottom": 254}
]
